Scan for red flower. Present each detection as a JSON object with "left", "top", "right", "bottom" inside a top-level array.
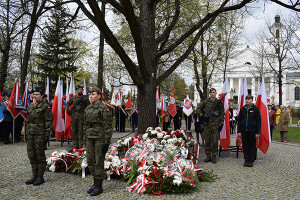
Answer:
[
  {"left": 198, "top": 172, "right": 203, "bottom": 178},
  {"left": 74, "top": 161, "right": 77, "bottom": 164},
  {"left": 124, "top": 148, "right": 127, "bottom": 151}
]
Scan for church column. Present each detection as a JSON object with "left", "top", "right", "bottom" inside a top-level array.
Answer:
[{"left": 251, "top": 77, "right": 256, "bottom": 98}]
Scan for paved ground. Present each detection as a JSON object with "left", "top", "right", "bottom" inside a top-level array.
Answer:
[{"left": 0, "top": 130, "right": 300, "bottom": 200}]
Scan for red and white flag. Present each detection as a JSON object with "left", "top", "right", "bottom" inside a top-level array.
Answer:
[
  {"left": 6, "top": 79, "right": 23, "bottom": 118},
  {"left": 160, "top": 94, "right": 167, "bottom": 118},
  {"left": 168, "top": 88, "right": 177, "bottom": 117},
  {"left": 220, "top": 76, "right": 230, "bottom": 150},
  {"left": 156, "top": 86, "right": 161, "bottom": 111},
  {"left": 255, "top": 77, "right": 270, "bottom": 154},
  {"left": 65, "top": 77, "right": 75, "bottom": 140},
  {"left": 116, "top": 89, "right": 122, "bottom": 107},
  {"left": 102, "top": 88, "right": 105, "bottom": 103},
  {"left": 52, "top": 77, "right": 65, "bottom": 141},
  {"left": 236, "top": 76, "right": 248, "bottom": 146},
  {"left": 183, "top": 95, "right": 193, "bottom": 117}
]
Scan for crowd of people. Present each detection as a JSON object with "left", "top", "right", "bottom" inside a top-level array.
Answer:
[{"left": 1, "top": 84, "right": 298, "bottom": 196}]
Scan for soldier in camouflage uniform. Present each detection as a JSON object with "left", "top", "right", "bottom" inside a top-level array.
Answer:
[
  {"left": 197, "top": 88, "right": 224, "bottom": 164},
  {"left": 84, "top": 88, "right": 112, "bottom": 196},
  {"left": 25, "top": 87, "right": 53, "bottom": 186},
  {"left": 66, "top": 85, "right": 90, "bottom": 149}
]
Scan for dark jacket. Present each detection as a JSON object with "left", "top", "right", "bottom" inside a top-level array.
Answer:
[{"left": 237, "top": 104, "right": 261, "bottom": 134}]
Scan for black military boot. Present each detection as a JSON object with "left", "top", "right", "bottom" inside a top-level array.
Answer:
[
  {"left": 25, "top": 176, "right": 37, "bottom": 185},
  {"left": 87, "top": 179, "right": 96, "bottom": 194},
  {"left": 211, "top": 156, "right": 217, "bottom": 164},
  {"left": 33, "top": 176, "right": 44, "bottom": 186},
  {"left": 90, "top": 179, "right": 103, "bottom": 196},
  {"left": 204, "top": 154, "right": 212, "bottom": 162}
]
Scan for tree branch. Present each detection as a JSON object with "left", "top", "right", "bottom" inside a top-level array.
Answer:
[
  {"left": 156, "top": 0, "right": 180, "bottom": 46},
  {"left": 106, "top": 0, "right": 126, "bottom": 15},
  {"left": 270, "top": 0, "right": 300, "bottom": 12},
  {"left": 75, "top": 0, "right": 142, "bottom": 85},
  {"left": 156, "top": 0, "right": 252, "bottom": 58},
  {"left": 157, "top": 17, "right": 216, "bottom": 84}
]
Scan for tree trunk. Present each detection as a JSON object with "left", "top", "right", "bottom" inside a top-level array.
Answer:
[
  {"left": 0, "top": 44, "right": 10, "bottom": 91},
  {"left": 137, "top": 81, "right": 157, "bottom": 134},
  {"left": 200, "top": 36, "right": 208, "bottom": 100},
  {"left": 20, "top": 23, "right": 36, "bottom": 93},
  {"left": 278, "top": 60, "right": 282, "bottom": 105},
  {"left": 97, "top": 2, "right": 105, "bottom": 89}
]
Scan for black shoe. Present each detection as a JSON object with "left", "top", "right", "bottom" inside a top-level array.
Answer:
[
  {"left": 204, "top": 155, "right": 212, "bottom": 162},
  {"left": 90, "top": 179, "right": 103, "bottom": 196},
  {"left": 212, "top": 156, "right": 217, "bottom": 164},
  {"left": 25, "top": 176, "right": 37, "bottom": 185},
  {"left": 33, "top": 176, "right": 44, "bottom": 186},
  {"left": 87, "top": 179, "right": 96, "bottom": 194}
]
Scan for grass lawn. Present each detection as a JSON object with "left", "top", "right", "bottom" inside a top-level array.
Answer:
[{"left": 273, "top": 127, "right": 300, "bottom": 144}]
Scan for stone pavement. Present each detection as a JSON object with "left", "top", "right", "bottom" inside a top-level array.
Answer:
[{"left": 0, "top": 131, "right": 300, "bottom": 200}]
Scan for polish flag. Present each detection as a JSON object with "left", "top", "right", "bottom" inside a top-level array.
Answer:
[
  {"left": 156, "top": 86, "right": 160, "bottom": 111},
  {"left": 236, "top": 77, "right": 248, "bottom": 147},
  {"left": 102, "top": 89, "right": 105, "bottom": 103},
  {"left": 6, "top": 79, "right": 23, "bottom": 118},
  {"left": 115, "top": 89, "right": 122, "bottom": 107},
  {"left": 160, "top": 94, "right": 167, "bottom": 118},
  {"left": 255, "top": 77, "right": 270, "bottom": 154},
  {"left": 52, "top": 77, "right": 65, "bottom": 141},
  {"left": 220, "top": 76, "right": 230, "bottom": 150},
  {"left": 168, "top": 88, "right": 177, "bottom": 117},
  {"left": 65, "top": 77, "right": 74, "bottom": 140}
]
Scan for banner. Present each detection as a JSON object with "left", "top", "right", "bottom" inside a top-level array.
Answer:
[
  {"left": 183, "top": 95, "right": 193, "bottom": 117},
  {"left": 160, "top": 94, "right": 167, "bottom": 118},
  {"left": 255, "top": 77, "right": 270, "bottom": 154},
  {"left": 0, "top": 91, "right": 4, "bottom": 122},
  {"left": 111, "top": 88, "right": 116, "bottom": 106},
  {"left": 52, "top": 77, "right": 65, "bottom": 141},
  {"left": 6, "top": 79, "right": 23, "bottom": 119},
  {"left": 220, "top": 76, "right": 230, "bottom": 150},
  {"left": 168, "top": 88, "right": 177, "bottom": 117},
  {"left": 116, "top": 89, "right": 122, "bottom": 107}
]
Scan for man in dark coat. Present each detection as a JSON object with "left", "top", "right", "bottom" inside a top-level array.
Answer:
[
  {"left": 237, "top": 95, "right": 261, "bottom": 167},
  {"left": 173, "top": 101, "right": 182, "bottom": 130}
]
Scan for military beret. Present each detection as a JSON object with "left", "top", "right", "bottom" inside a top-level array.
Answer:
[
  {"left": 33, "top": 87, "right": 44, "bottom": 94},
  {"left": 76, "top": 85, "right": 83, "bottom": 90},
  {"left": 5, "top": 93, "right": 11, "bottom": 97}
]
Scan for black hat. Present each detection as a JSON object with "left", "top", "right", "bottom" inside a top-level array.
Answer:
[
  {"left": 76, "top": 85, "right": 83, "bottom": 90},
  {"left": 33, "top": 87, "right": 44, "bottom": 94}
]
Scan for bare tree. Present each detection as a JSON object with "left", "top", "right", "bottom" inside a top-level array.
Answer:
[{"left": 72, "top": 0, "right": 300, "bottom": 133}]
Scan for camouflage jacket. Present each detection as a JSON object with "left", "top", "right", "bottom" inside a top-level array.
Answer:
[
  {"left": 84, "top": 101, "right": 112, "bottom": 142},
  {"left": 66, "top": 94, "right": 90, "bottom": 118},
  {"left": 26, "top": 100, "right": 53, "bottom": 136},
  {"left": 196, "top": 97, "right": 224, "bottom": 125}
]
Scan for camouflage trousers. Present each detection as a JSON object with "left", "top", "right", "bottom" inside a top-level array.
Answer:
[
  {"left": 86, "top": 138, "right": 105, "bottom": 180},
  {"left": 27, "top": 135, "right": 46, "bottom": 176},
  {"left": 204, "top": 125, "right": 220, "bottom": 156},
  {"left": 71, "top": 117, "right": 84, "bottom": 148}
]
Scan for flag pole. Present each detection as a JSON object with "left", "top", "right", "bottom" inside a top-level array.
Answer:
[
  {"left": 131, "top": 117, "right": 132, "bottom": 132},
  {"left": 13, "top": 118, "right": 15, "bottom": 144},
  {"left": 119, "top": 109, "right": 121, "bottom": 132},
  {"left": 24, "top": 121, "right": 26, "bottom": 141}
]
